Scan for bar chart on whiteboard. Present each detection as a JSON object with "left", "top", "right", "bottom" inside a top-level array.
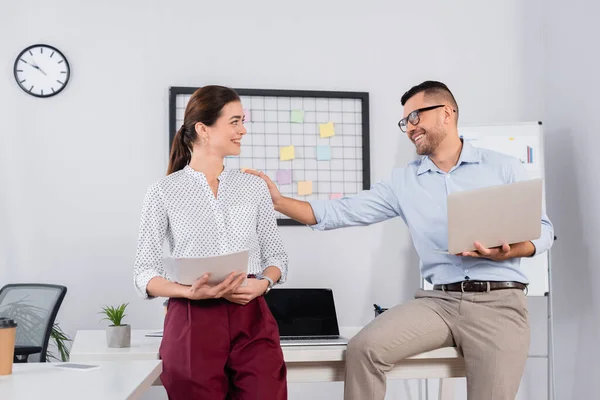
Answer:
[{"left": 459, "top": 126, "right": 543, "bottom": 179}]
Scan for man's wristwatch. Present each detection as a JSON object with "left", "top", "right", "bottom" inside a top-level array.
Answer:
[{"left": 256, "top": 274, "right": 274, "bottom": 295}]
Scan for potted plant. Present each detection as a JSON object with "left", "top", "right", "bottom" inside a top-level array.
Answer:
[{"left": 99, "top": 303, "right": 130, "bottom": 348}]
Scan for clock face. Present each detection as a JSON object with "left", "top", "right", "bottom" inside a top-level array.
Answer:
[{"left": 13, "top": 44, "right": 71, "bottom": 98}]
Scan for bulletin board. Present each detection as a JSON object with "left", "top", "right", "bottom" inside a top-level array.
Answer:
[{"left": 168, "top": 87, "right": 371, "bottom": 225}]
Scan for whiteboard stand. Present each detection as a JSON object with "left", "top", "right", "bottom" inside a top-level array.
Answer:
[
  {"left": 547, "top": 239, "right": 557, "bottom": 400},
  {"left": 414, "top": 122, "right": 554, "bottom": 399}
]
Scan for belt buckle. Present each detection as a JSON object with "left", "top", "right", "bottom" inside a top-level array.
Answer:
[{"left": 460, "top": 281, "right": 465, "bottom": 292}]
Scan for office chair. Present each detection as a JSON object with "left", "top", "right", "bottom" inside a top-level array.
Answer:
[{"left": 0, "top": 283, "right": 67, "bottom": 363}]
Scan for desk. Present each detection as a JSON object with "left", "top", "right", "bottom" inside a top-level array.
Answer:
[
  {"left": 0, "top": 360, "right": 162, "bottom": 400},
  {"left": 70, "top": 328, "right": 465, "bottom": 400}
]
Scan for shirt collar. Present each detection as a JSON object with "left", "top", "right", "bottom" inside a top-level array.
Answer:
[
  {"left": 416, "top": 139, "right": 481, "bottom": 175},
  {"left": 183, "top": 165, "right": 231, "bottom": 181}
]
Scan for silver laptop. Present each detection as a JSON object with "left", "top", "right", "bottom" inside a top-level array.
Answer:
[
  {"left": 440, "top": 178, "right": 543, "bottom": 255},
  {"left": 264, "top": 288, "right": 348, "bottom": 346}
]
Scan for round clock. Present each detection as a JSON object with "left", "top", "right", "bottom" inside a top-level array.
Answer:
[{"left": 13, "top": 44, "right": 71, "bottom": 98}]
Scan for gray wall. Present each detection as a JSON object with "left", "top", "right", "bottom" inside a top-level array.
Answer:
[{"left": 542, "top": 0, "right": 600, "bottom": 398}]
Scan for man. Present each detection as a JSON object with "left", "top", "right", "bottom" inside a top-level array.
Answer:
[{"left": 246, "top": 81, "right": 554, "bottom": 399}]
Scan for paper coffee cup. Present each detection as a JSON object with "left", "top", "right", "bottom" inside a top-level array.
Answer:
[{"left": 0, "top": 317, "right": 17, "bottom": 376}]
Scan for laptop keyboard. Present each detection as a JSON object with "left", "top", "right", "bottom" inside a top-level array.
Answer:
[{"left": 281, "top": 336, "right": 339, "bottom": 340}]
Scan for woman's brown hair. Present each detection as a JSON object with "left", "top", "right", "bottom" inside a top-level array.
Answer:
[{"left": 167, "top": 85, "right": 241, "bottom": 175}]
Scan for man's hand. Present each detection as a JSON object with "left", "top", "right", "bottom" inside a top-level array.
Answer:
[
  {"left": 184, "top": 272, "right": 246, "bottom": 300},
  {"left": 223, "top": 278, "right": 269, "bottom": 305},
  {"left": 459, "top": 241, "right": 535, "bottom": 260},
  {"left": 243, "top": 168, "right": 317, "bottom": 225},
  {"left": 243, "top": 169, "right": 283, "bottom": 206},
  {"left": 459, "top": 241, "right": 512, "bottom": 261}
]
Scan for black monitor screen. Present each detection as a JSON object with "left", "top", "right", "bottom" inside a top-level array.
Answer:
[{"left": 264, "top": 288, "right": 340, "bottom": 336}]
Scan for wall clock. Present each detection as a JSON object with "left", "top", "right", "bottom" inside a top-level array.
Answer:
[{"left": 13, "top": 44, "right": 71, "bottom": 98}]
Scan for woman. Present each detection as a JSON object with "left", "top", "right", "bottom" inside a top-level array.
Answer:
[{"left": 133, "top": 85, "right": 288, "bottom": 400}]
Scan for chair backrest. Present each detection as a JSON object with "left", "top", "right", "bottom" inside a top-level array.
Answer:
[{"left": 0, "top": 284, "right": 67, "bottom": 362}]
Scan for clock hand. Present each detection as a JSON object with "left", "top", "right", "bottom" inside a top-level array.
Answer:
[{"left": 30, "top": 58, "right": 48, "bottom": 76}]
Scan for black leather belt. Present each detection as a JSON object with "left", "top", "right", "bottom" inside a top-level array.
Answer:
[{"left": 433, "top": 281, "right": 527, "bottom": 292}]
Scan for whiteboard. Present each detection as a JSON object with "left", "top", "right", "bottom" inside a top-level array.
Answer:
[{"left": 423, "top": 121, "right": 549, "bottom": 297}]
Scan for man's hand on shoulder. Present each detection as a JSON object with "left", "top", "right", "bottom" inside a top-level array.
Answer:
[
  {"left": 458, "top": 241, "right": 535, "bottom": 261},
  {"left": 243, "top": 168, "right": 283, "bottom": 206}
]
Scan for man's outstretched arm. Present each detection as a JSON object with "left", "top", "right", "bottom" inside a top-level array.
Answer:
[{"left": 245, "top": 169, "right": 401, "bottom": 230}]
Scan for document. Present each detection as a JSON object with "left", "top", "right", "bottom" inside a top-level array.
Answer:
[
  {"left": 54, "top": 363, "right": 100, "bottom": 371},
  {"left": 163, "top": 249, "right": 249, "bottom": 286}
]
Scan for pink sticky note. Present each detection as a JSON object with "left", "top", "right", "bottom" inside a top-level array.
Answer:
[
  {"left": 244, "top": 109, "right": 251, "bottom": 122},
  {"left": 330, "top": 193, "right": 343, "bottom": 200},
  {"left": 277, "top": 169, "right": 292, "bottom": 185}
]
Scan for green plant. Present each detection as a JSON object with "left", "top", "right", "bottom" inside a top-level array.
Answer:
[
  {"left": 99, "top": 303, "right": 128, "bottom": 326},
  {"left": 48, "top": 323, "right": 71, "bottom": 362}
]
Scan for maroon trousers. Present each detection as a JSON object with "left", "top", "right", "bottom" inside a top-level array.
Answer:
[{"left": 159, "top": 296, "right": 287, "bottom": 400}]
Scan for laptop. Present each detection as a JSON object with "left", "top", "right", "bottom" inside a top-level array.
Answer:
[
  {"left": 438, "top": 178, "right": 543, "bottom": 255},
  {"left": 264, "top": 288, "right": 348, "bottom": 346}
]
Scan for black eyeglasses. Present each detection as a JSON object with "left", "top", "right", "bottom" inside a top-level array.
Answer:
[{"left": 398, "top": 104, "right": 454, "bottom": 132}]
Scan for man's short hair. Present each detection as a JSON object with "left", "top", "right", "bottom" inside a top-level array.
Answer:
[{"left": 400, "top": 81, "right": 459, "bottom": 120}]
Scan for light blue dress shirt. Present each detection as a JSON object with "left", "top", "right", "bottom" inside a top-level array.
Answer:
[{"left": 308, "top": 141, "right": 554, "bottom": 286}]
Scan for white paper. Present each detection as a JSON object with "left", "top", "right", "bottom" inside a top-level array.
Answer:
[
  {"left": 54, "top": 363, "right": 100, "bottom": 371},
  {"left": 163, "top": 249, "right": 250, "bottom": 286}
]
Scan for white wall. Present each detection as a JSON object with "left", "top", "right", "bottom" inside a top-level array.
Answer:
[
  {"left": 541, "top": 1, "right": 600, "bottom": 399},
  {"left": 0, "top": 1, "right": 559, "bottom": 399}
]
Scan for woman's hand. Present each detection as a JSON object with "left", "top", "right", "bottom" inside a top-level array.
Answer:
[
  {"left": 184, "top": 272, "right": 246, "bottom": 301},
  {"left": 223, "top": 278, "right": 269, "bottom": 305}
]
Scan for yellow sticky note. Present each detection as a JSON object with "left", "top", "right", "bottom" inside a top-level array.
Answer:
[
  {"left": 280, "top": 145, "right": 295, "bottom": 161},
  {"left": 298, "top": 181, "right": 313, "bottom": 196},
  {"left": 319, "top": 122, "right": 335, "bottom": 138}
]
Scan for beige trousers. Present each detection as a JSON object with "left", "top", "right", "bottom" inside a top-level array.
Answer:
[{"left": 344, "top": 288, "right": 530, "bottom": 400}]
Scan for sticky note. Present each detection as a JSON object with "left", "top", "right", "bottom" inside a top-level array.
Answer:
[
  {"left": 319, "top": 122, "right": 335, "bottom": 138},
  {"left": 291, "top": 110, "right": 304, "bottom": 123},
  {"left": 244, "top": 109, "right": 251, "bottom": 122},
  {"left": 330, "top": 193, "right": 343, "bottom": 200},
  {"left": 280, "top": 145, "right": 295, "bottom": 161},
  {"left": 298, "top": 181, "right": 312, "bottom": 196},
  {"left": 316, "top": 145, "right": 331, "bottom": 161},
  {"left": 277, "top": 169, "right": 292, "bottom": 185}
]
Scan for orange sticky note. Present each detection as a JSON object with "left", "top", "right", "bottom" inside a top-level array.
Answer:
[
  {"left": 279, "top": 145, "right": 295, "bottom": 161},
  {"left": 298, "top": 181, "right": 312, "bottom": 196},
  {"left": 319, "top": 122, "right": 335, "bottom": 138}
]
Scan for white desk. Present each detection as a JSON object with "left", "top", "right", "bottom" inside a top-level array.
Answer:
[
  {"left": 0, "top": 360, "right": 162, "bottom": 400},
  {"left": 70, "top": 328, "right": 465, "bottom": 399}
]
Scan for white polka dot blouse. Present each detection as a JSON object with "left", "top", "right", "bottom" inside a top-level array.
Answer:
[{"left": 133, "top": 165, "right": 289, "bottom": 299}]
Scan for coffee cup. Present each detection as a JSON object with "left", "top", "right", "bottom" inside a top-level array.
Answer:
[{"left": 0, "top": 317, "right": 17, "bottom": 376}]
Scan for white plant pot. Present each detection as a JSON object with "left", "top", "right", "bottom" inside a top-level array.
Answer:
[{"left": 106, "top": 324, "right": 131, "bottom": 348}]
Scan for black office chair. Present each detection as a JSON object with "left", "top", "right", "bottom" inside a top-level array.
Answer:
[{"left": 0, "top": 283, "right": 67, "bottom": 363}]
